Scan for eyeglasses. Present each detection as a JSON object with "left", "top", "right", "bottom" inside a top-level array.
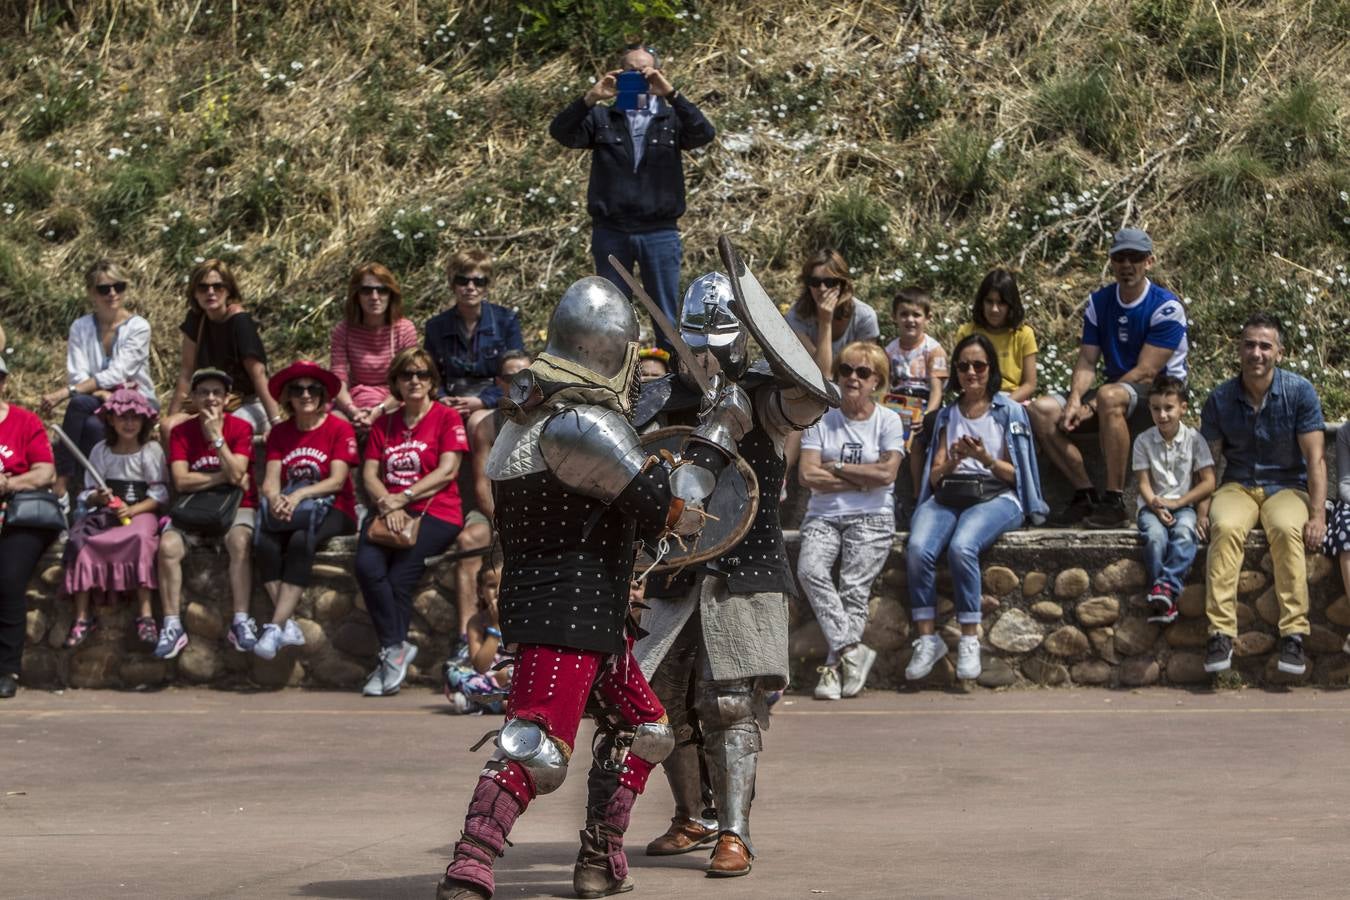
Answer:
[
  {"left": 837, "top": 363, "right": 875, "bottom": 380},
  {"left": 397, "top": 370, "right": 433, "bottom": 382},
  {"left": 807, "top": 276, "right": 843, "bottom": 289},
  {"left": 196, "top": 281, "right": 227, "bottom": 294},
  {"left": 358, "top": 285, "right": 392, "bottom": 297},
  {"left": 287, "top": 382, "right": 324, "bottom": 397},
  {"left": 94, "top": 282, "right": 127, "bottom": 296},
  {"left": 193, "top": 387, "right": 227, "bottom": 398},
  {"left": 956, "top": 360, "right": 990, "bottom": 374},
  {"left": 453, "top": 275, "right": 489, "bottom": 288}
]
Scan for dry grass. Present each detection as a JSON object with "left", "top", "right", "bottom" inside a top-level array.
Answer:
[{"left": 1, "top": 0, "right": 1347, "bottom": 409}]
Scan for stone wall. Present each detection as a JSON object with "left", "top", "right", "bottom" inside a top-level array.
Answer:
[
  {"left": 20, "top": 537, "right": 461, "bottom": 691},
  {"left": 785, "top": 529, "right": 1350, "bottom": 689}
]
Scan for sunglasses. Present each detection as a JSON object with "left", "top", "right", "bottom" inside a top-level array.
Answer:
[
  {"left": 287, "top": 382, "right": 324, "bottom": 397},
  {"left": 837, "top": 363, "right": 875, "bottom": 380},
  {"left": 956, "top": 360, "right": 990, "bottom": 373},
  {"left": 196, "top": 281, "right": 227, "bottom": 294},
  {"left": 1111, "top": 251, "right": 1149, "bottom": 264},
  {"left": 453, "top": 275, "right": 489, "bottom": 288},
  {"left": 397, "top": 369, "right": 433, "bottom": 382},
  {"left": 94, "top": 282, "right": 127, "bottom": 296},
  {"left": 358, "top": 285, "right": 392, "bottom": 296},
  {"left": 807, "top": 276, "right": 843, "bottom": 289}
]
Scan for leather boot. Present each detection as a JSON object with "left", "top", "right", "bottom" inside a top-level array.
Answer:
[
  {"left": 440, "top": 777, "right": 523, "bottom": 899},
  {"left": 706, "top": 833, "right": 753, "bottom": 877},
  {"left": 646, "top": 741, "right": 718, "bottom": 855},
  {"left": 574, "top": 770, "right": 637, "bottom": 899},
  {"left": 646, "top": 817, "right": 719, "bottom": 856}
]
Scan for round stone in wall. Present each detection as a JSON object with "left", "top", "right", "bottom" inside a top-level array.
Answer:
[
  {"left": 1054, "top": 568, "right": 1090, "bottom": 600},
  {"left": 1044, "top": 625, "right": 1089, "bottom": 658},
  {"left": 1070, "top": 659, "right": 1111, "bottom": 685},
  {"left": 1023, "top": 571, "right": 1048, "bottom": 597},
  {"left": 982, "top": 565, "right": 1018, "bottom": 597},
  {"left": 1164, "top": 652, "right": 1208, "bottom": 684},
  {"left": 1326, "top": 595, "right": 1350, "bottom": 628},
  {"left": 1030, "top": 601, "right": 1063, "bottom": 622},
  {"left": 1112, "top": 617, "right": 1159, "bottom": 657},
  {"left": 1092, "top": 559, "right": 1147, "bottom": 594},
  {"left": 1119, "top": 655, "right": 1159, "bottom": 686},
  {"left": 988, "top": 608, "right": 1044, "bottom": 653},
  {"left": 1234, "top": 631, "right": 1276, "bottom": 657},
  {"left": 1075, "top": 596, "right": 1120, "bottom": 628}
]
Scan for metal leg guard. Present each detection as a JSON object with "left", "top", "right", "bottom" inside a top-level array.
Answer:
[
  {"left": 695, "top": 678, "right": 761, "bottom": 858},
  {"left": 663, "top": 739, "right": 714, "bottom": 823}
]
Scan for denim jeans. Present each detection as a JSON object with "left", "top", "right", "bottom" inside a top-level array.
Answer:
[
  {"left": 906, "top": 494, "right": 1023, "bottom": 624},
  {"left": 592, "top": 226, "right": 683, "bottom": 352},
  {"left": 796, "top": 512, "right": 895, "bottom": 662},
  {"left": 1137, "top": 506, "right": 1199, "bottom": 594},
  {"left": 54, "top": 393, "right": 105, "bottom": 479}
]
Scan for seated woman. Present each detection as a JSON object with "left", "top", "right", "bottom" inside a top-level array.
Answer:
[
  {"left": 155, "top": 368, "right": 260, "bottom": 659},
  {"left": 905, "top": 334, "right": 1048, "bottom": 683},
  {"left": 164, "top": 259, "right": 280, "bottom": 439},
  {"left": 953, "top": 269, "right": 1038, "bottom": 403},
  {"left": 785, "top": 249, "right": 880, "bottom": 380},
  {"left": 796, "top": 341, "right": 906, "bottom": 701},
  {"left": 1324, "top": 423, "right": 1350, "bottom": 655},
  {"left": 253, "top": 361, "right": 359, "bottom": 659},
  {"left": 356, "top": 348, "right": 468, "bottom": 697},
  {"left": 423, "top": 249, "right": 524, "bottom": 432},
  {"left": 329, "top": 263, "right": 419, "bottom": 429},
  {"left": 0, "top": 356, "right": 62, "bottom": 699},
  {"left": 40, "top": 260, "right": 156, "bottom": 502}
]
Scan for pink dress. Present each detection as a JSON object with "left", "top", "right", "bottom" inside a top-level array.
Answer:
[
  {"left": 63, "top": 442, "right": 168, "bottom": 596},
  {"left": 329, "top": 319, "right": 419, "bottom": 410}
]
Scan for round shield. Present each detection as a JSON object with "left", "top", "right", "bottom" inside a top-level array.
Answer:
[{"left": 636, "top": 425, "right": 759, "bottom": 575}]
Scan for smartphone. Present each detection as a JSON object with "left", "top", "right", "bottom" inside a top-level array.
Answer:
[{"left": 615, "top": 70, "right": 649, "bottom": 111}]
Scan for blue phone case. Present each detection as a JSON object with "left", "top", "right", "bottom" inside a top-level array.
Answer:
[{"left": 615, "top": 71, "right": 648, "bottom": 111}]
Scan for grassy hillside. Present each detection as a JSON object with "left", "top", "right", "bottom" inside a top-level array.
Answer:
[{"left": 1, "top": 0, "right": 1347, "bottom": 410}]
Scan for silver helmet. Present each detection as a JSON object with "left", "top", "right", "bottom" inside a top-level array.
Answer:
[
  {"left": 530, "top": 275, "right": 642, "bottom": 416},
  {"left": 679, "top": 271, "right": 749, "bottom": 380}
]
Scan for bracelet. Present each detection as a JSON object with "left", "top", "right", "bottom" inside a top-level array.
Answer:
[
  {"left": 269, "top": 413, "right": 284, "bottom": 424},
  {"left": 68, "top": 386, "right": 76, "bottom": 398},
  {"left": 485, "top": 626, "right": 502, "bottom": 639}
]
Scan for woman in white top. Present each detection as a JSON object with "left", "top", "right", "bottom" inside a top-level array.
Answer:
[
  {"left": 40, "top": 260, "right": 156, "bottom": 502},
  {"left": 796, "top": 341, "right": 905, "bottom": 701}
]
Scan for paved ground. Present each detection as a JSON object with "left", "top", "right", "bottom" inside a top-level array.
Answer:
[{"left": 3, "top": 685, "right": 1350, "bottom": 899}]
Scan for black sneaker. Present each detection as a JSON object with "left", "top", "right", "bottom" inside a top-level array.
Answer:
[
  {"left": 1277, "top": 634, "right": 1307, "bottom": 675},
  {"left": 1049, "top": 493, "right": 1096, "bottom": 528},
  {"left": 1204, "top": 633, "right": 1233, "bottom": 673},
  {"left": 1146, "top": 585, "right": 1179, "bottom": 624},
  {"left": 1084, "top": 494, "right": 1130, "bottom": 529}
]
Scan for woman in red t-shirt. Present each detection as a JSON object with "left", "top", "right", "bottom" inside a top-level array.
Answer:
[
  {"left": 355, "top": 348, "right": 467, "bottom": 696},
  {"left": 253, "top": 361, "right": 358, "bottom": 660},
  {"left": 0, "top": 358, "right": 61, "bottom": 699}
]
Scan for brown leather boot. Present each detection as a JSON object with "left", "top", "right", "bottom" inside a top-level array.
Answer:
[
  {"left": 705, "top": 833, "right": 752, "bottom": 877},
  {"left": 645, "top": 817, "right": 719, "bottom": 856},
  {"left": 435, "top": 877, "right": 490, "bottom": 899},
  {"left": 572, "top": 824, "right": 635, "bottom": 898}
]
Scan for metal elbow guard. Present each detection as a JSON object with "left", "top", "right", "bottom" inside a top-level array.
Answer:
[
  {"left": 496, "top": 718, "right": 570, "bottom": 795},
  {"left": 690, "top": 383, "right": 753, "bottom": 459},
  {"left": 628, "top": 721, "right": 676, "bottom": 765}
]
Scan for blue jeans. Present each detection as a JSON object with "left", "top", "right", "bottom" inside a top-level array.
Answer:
[
  {"left": 592, "top": 226, "right": 683, "bottom": 352},
  {"left": 356, "top": 515, "right": 460, "bottom": 648},
  {"left": 1137, "top": 506, "right": 1198, "bottom": 593},
  {"left": 906, "top": 494, "right": 1023, "bottom": 624},
  {"left": 54, "top": 393, "right": 106, "bottom": 479}
]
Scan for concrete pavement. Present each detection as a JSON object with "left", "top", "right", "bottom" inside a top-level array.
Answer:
[{"left": 3, "top": 686, "right": 1350, "bottom": 898}]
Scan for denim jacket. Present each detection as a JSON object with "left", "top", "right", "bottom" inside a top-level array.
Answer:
[
  {"left": 423, "top": 302, "right": 524, "bottom": 408},
  {"left": 917, "top": 394, "right": 1049, "bottom": 525}
]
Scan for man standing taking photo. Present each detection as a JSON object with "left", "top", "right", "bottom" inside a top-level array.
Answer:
[{"left": 549, "top": 43, "right": 716, "bottom": 351}]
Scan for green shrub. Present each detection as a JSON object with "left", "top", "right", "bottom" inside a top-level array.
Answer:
[
  {"left": 934, "top": 127, "right": 1007, "bottom": 211},
  {"left": 1032, "top": 68, "right": 1143, "bottom": 160},
  {"left": 368, "top": 205, "right": 447, "bottom": 274},
  {"left": 18, "top": 73, "right": 93, "bottom": 140},
  {"left": 93, "top": 159, "right": 177, "bottom": 235},
  {"left": 887, "top": 66, "right": 949, "bottom": 141},
  {"left": 1186, "top": 151, "right": 1272, "bottom": 207},
  {"left": 809, "top": 179, "right": 892, "bottom": 269},
  {"left": 3, "top": 161, "right": 61, "bottom": 210},
  {"left": 1250, "top": 79, "right": 1341, "bottom": 167}
]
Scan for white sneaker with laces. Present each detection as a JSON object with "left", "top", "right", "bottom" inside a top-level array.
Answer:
[
  {"left": 905, "top": 634, "right": 948, "bottom": 681},
  {"left": 813, "top": 666, "right": 841, "bottom": 701},
  {"left": 956, "top": 635, "right": 982, "bottom": 680},
  {"left": 839, "top": 643, "right": 877, "bottom": 697},
  {"left": 362, "top": 654, "right": 387, "bottom": 697},
  {"left": 279, "top": 618, "right": 306, "bottom": 647},
  {"left": 253, "top": 624, "right": 283, "bottom": 660}
]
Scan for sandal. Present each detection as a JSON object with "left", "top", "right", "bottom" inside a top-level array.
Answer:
[
  {"left": 64, "top": 618, "right": 97, "bottom": 648},
  {"left": 135, "top": 616, "right": 158, "bottom": 645}
]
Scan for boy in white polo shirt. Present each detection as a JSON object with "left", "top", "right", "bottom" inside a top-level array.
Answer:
[{"left": 1132, "top": 374, "right": 1216, "bottom": 623}]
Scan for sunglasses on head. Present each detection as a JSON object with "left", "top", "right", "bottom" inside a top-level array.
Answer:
[
  {"left": 453, "top": 275, "right": 489, "bottom": 288},
  {"left": 957, "top": 360, "right": 989, "bottom": 373},
  {"left": 397, "top": 369, "right": 433, "bottom": 382},
  {"left": 287, "top": 382, "right": 324, "bottom": 397},
  {"left": 95, "top": 282, "right": 127, "bottom": 296},
  {"left": 807, "top": 276, "right": 843, "bottom": 289},
  {"left": 358, "top": 285, "right": 392, "bottom": 296},
  {"left": 837, "top": 363, "right": 875, "bottom": 380}
]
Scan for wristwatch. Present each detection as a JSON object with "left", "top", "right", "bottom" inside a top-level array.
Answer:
[
  {"left": 210, "top": 436, "right": 225, "bottom": 450},
  {"left": 402, "top": 487, "right": 416, "bottom": 500},
  {"left": 832, "top": 461, "right": 845, "bottom": 475}
]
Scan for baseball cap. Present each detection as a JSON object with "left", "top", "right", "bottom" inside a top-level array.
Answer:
[
  {"left": 191, "top": 367, "right": 233, "bottom": 391},
  {"left": 1110, "top": 228, "right": 1153, "bottom": 255}
]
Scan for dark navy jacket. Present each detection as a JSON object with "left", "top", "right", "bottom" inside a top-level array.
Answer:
[
  {"left": 423, "top": 302, "right": 523, "bottom": 408},
  {"left": 549, "top": 93, "right": 716, "bottom": 233}
]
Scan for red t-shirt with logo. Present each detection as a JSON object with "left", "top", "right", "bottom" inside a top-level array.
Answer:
[
  {"left": 265, "top": 415, "right": 360, "bottom": 521},
  {"left": 365, "top": 403, "right": 469, "bottom": 526},
  {"left": 0, "top": 405, "right": 54, "bottom": 477},
  {"left": 168, "top": 412, "right": 259, "bottom": 508}
]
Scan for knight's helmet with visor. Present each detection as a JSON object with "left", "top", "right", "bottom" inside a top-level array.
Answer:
[{"left": 678, "top": 271, "right": 750, "bottom": 381}]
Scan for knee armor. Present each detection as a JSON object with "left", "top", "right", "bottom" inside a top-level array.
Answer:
[
  {"left": 628, "top": 721, "right": 676, "bottom": 765},
  {"left": 494, "top": 718, "right": 569, "bottom": 795}
]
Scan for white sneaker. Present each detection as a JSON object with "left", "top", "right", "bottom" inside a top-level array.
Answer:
[
  {"left": 1343, "top": 633, "right": 1350, "bottom": 656},
  {"left": 447, "top": 691, "right": 471, "bottom": 714},
  {"left": 813, "top": 666, "right": 841, "bottom": 701},
  {"left": 839, "top": 643, "right": 877, "bottom": 697},
  {"left": 279, "top": 619, "right": 306, "bottom": 647},
  {"left": 905, "top": 634, "right": 948, "bottom": 681},
  {"left": 253, "top": 624, "right": 282, "bottom": 660},
  {"left": 362, "top": 664, "right": 385, "bottom": 697},
  {"left": 956, "top": 636, "right": 982, "bottom": 680}
]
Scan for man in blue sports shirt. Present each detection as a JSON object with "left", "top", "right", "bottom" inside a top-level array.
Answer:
[{"left": 1029, "top": 228, "right": 1189, "bottom": 528}]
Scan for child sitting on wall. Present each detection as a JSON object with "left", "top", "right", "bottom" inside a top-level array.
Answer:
[{"left": 443, "top": 559, "right": 510, "bottom": 714}]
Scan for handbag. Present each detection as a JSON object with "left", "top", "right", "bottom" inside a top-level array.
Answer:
[
  {"left": 255, "top": 479, "right": 336, "bottom": 553},
  {"left": 935, "top": 473, "right": 1011, "bottom": 510},
  {"left": 1, "top": 489, "right": 67, "bottom": 531},
  {"left": 169, "top": 483, "right": 244, "bottom": 536},
  {"left": 366, "top": 505, "right": 427, "bottom": 549}
]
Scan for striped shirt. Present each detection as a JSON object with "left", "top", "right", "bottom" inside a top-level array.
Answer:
[{"left": 329, "top": 318, "right": 419, "bottom": 398}]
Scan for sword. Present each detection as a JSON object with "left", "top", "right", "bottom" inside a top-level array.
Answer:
[
  {"left": 49, "top": 424, "right": 130, "bottom": 524},
  {"left": 606, "top": 255, "right": 714, "bottom": 397}
]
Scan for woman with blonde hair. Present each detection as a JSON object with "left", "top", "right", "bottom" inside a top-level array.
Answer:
[
  {"left": 330, "top": 263, "right": 419, "bottom": 429},
  {"left": 795, "top": 341, "right": 905, "bottom": 700}
]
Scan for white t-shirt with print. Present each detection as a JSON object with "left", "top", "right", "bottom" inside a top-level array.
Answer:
[{"left": 801, "top": 404, "right": 906, "bottom": 518}]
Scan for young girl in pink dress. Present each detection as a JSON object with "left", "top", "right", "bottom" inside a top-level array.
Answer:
[{"left": 63, "top": 388, "right": 168, "bottom": 647}]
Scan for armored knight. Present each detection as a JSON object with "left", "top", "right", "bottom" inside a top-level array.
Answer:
[
  {"left": 633, "top": 271, "right": 830, "bottom": 877},
  {"left": 437, "top": 277, "right": 740, "bottom": 900}
]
